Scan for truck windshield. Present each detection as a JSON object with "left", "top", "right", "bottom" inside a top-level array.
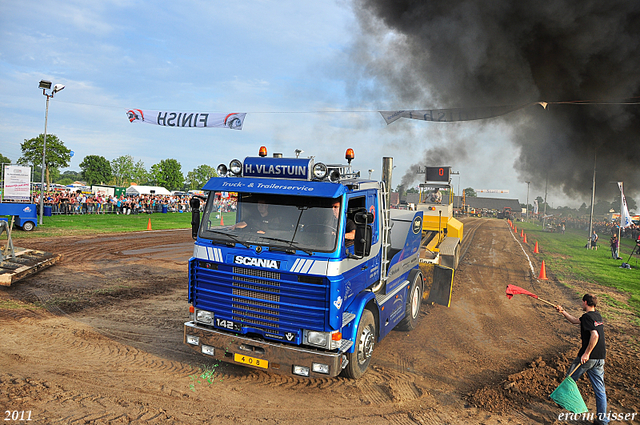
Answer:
[{"left": 199, "top": 193, "right": 341, "bottom": 253}]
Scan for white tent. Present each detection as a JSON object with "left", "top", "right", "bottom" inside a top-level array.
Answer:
[{"left": 125, "top": 185, "right": 171, "bottom": 196}]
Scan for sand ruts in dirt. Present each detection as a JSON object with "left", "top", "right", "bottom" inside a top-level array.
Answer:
[{"left": 1, "top": 221, "right": 638, "bottom": 424}]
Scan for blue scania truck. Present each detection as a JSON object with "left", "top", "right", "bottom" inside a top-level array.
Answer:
[{"left": 184, "top": 147, "right": 454, "bottom": 378}]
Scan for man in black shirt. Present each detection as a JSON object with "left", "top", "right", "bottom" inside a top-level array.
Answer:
[
  {"left": 556, "top": 294, "right": 609, "bottom": 425},
  {"left": 232, "top": 200, "right": 278, "bottom": 234}
]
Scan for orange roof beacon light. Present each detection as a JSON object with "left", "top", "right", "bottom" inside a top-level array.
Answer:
[
  {"left": 259, "top": 146, "right": 268, "bottom": 157},
  {"left": 345, "top": 148, "right": 355, "bottom": 165}
]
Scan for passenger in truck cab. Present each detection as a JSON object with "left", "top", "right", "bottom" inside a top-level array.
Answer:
[{"left": 332, "top": 200, "right": 356, "bottom": 246}]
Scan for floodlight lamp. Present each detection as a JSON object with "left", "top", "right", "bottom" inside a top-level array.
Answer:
[
  {"left": 53, "top": 84, "right": 65, "bottom": 93},
  {"left": 39, "top": 80, "right": 52, "bottom": 90}
]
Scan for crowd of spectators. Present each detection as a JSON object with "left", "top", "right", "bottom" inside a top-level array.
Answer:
[
  {"left": 539, "top": 216, "right": 640, "bottom": 240},
  {"left": 31, "top": 191, "right": 194, "bottom": 215},
  {"left": 213, "top": 197, "right": 237, "bottom": 213}
]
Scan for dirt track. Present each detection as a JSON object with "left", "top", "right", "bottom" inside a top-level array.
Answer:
[{"left": 1, "top": 218, "right": 639, "bottom": 424}]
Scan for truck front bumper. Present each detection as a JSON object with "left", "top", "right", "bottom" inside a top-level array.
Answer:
[{"left": 184, "top": 321, "right": 344, "bottom": 378}]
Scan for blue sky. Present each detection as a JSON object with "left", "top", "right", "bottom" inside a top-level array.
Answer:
[{"left": 0, "top": 0, "right": 541, "bottom": 205}]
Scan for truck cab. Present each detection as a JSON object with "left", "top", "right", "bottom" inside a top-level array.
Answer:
[{"left": 184, "top": 148, "right": 426, "bottom": 378}]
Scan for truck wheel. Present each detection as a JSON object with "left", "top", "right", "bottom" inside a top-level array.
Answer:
[
  {"left": 342, "top": 310, "right": 376, "bottom": 379},
  {"left": 22, "top": 222, "right": 35, "bottom": 232},
  {"left": 396, "top": 271, "right": 423, "bottom": 331}
]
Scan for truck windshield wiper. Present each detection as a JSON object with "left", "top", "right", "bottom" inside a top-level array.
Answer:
[
  {"left": 205, "top": 229, "right": 251, "bottom": 248},
  {"left": 256, "top": 236, "right": 313, "bottom": 255}
]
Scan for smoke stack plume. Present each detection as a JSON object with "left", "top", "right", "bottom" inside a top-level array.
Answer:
[{"left": 353, "top": 0, "right": 640, "bottom": 199}]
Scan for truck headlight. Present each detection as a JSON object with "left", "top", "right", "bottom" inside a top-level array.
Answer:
[
  {"left": 292, "top": 365, "right": 310, "bottom": 377},
  {"left": 306, "top": 331, "right": 328, "bottom": 347},
  {"left": 312, "top": 363, "right": 330, "bottom": 374},
  {"left": 229, "top": 159, "right": 242, "bottom": 176},
  {"left": 196, "top": 309, "right": 213, "bottom": 325},
  {"left": 313, "top": 163, "right": 327, "bottom": 179}
]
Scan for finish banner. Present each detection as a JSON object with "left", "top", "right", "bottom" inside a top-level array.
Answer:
[
  {"left": 126, "top": 109, "right": 246, "bottom": 130},
  {"left": 379, "top": 103, "right": 535, "bottom": 125}
]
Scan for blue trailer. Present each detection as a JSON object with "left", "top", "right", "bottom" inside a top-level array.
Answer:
[
  {"left": 184, "top": 148, "right": 453, "bottom": 378},
  {"left": 0, "top": 203, "right": 38, "bottom": 231}
]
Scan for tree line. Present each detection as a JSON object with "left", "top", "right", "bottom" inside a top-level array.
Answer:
[{"left": 0, "top": 134, "right": 216, "bottom": 191}]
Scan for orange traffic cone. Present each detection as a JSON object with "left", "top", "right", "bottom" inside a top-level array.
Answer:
[
  {"left": 514, "top": 226, "right": 517, "bottom": 234},
  {"left": 538, "top": 260, "right": 548, "bottom": 280},
  {"left": 523, "top": 233, "right": 528, "bottom": 243},
  {"left": 220, "top": 215, "right": 224, "bottom": 226},
  {"left": 521, "top": 229, "right": 524, "bottom": 238},
  {"left": 534, "top": 241, "right": 539, "bottom": 253},
  {"left": 147, "top": 217, "right": 152, "bottom": 230}
]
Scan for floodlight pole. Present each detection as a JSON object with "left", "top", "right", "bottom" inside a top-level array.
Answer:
[
  {"left": 39, "top": 93, "right": 51, "bottom": 225},
  {"left": 525, "top": 181, "right": 530, "bottom": 221},
  {"left": 37, "top": 81, "right": 64, "bottom": 225},
  {"left": 542, "top": 174, "right": 548, "bottom": 229},
  {"left": 588, "top": 152, "right": 596, "bottom": 246},
  {"left": 618, "top": 181, "right": 623, "bottom": 256}
]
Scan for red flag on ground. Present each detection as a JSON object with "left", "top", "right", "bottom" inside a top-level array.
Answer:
[{"left": 505, "top": 284, "right": 539, "bottom": 300}]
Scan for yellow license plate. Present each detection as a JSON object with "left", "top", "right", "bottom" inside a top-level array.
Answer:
[{"left": 234, "top": 353, "right": 268, "bottom": 369}]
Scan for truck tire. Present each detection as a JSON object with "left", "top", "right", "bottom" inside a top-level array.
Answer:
[
  {"left": 21, "top": 221, "right": 35, "bottom": 232},
  {"left": 396, "top": 271, "right": 423, "bottom": 331},
  {"left": 342, "top": 309, "right": 376, "bottom": 379}
]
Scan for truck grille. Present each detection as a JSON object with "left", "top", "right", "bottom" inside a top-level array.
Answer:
[
  {"left": 192, "top": 259, "right": 328, "bottom": 334},
  {"left": 233, "top": 266, "right": 280, "bottom": 280},
  {"left": 232, "top": 288, "right": 280, "bottom": 302}
]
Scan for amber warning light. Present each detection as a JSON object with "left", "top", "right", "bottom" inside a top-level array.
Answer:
[
  {"left": 345, "top": 148, "right": 355, "bottom": 164},
  {"left": 259, "top": 146, "right": 268, "bottom": 157}
]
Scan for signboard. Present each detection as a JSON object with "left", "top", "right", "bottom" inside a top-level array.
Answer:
[
  {"left": 92, "top": 185, "right": 115, "bottom": 197},
  {"left": 425, "top": 167, "right": 450, "bottom": 183},
  {"left": 242, "top": 157, "right": 312, "bottom": 180},
  {"left": 3, "top": 165, "right": 31, "bottom": 201}
]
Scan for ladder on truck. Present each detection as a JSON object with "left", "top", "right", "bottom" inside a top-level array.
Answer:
[{"left": 377, "top": 182, "right": 392, "bottom": 288}]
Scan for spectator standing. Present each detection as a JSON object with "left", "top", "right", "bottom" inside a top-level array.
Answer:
[
  {"left": 609, "top": 234, "right": 620, "bottom": 260},
  {"left": 590, "top": 230, "right": 599, "bottom": 250}
]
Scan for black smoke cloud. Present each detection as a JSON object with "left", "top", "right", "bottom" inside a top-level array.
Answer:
[{"left": 352, "top": 0, "right": 640, "bottom": 200}]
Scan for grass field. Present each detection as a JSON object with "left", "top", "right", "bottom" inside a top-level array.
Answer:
[
  {"left": 4, "top": 211, "right": 237, "bottom": 239},
  {"left": 517, "top": 220, "right": 640, "bottom": 318}
]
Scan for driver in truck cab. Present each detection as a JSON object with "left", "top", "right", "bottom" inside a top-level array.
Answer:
[
  {"left": 231, "top": 200, "right": 278, "bottom": 234},
  {"left": 332, "top": 200, "right": 356, "bottom": 246},
  {"left": 429, "top": 187, "right": 442, "bottom": 204}
]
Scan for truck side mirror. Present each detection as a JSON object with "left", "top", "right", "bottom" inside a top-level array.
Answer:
[
  {"left": 190, "top": 197, "right": 201, "bottom": 240},
  {"left": 354, "top": 224, "right": 372, "bottom": 256},
  {"left": 354, "top": 211, "right": 374, "bottom": 225}
]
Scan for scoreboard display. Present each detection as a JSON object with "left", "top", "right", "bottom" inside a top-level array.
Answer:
[{"left": 425, "top": 166, "right": 450, "bottom": 182}]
